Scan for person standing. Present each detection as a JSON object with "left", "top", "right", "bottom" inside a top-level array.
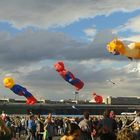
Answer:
[
  {"left": 96, "top": 110, "right": 117, "bottom": 140},
  {"left": 26, "top": 115, "right": 36, "bottom": 140},
  {"left": 36, "top": 114, "right": 44, "bottom": 140},
  {"left": 44, "top": 113, "right": 55, "bottom": 140},
  {"left": 79, "top": 111, "right": 92, "bottom": 140}
]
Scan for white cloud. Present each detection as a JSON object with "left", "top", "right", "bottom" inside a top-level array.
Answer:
[
  {"left": 123, "top": 15, "right": 140, "bottom": 33},
  {"left": 123, "top": 62, "right": 139, "bottom": 73},
  {"left": 84, "top": 27, "right": 97, "bottom": 38},
  {"left": 0, "top": 28, "right": 139, "bottom": 100},
  {"left": 122, "top": 35, "right": 140, "bottom": 42},
  {"left": 113, "top": 15, "right": 140, "bottom": 35},
  {"left": 1, "top": 58, "right": 140, "bottom": 100},
  {"left": 0, "top": 0, "right": 140, "bottom": 28},
  {"left": 0, "top": 29, "right": 119, "bottom": 72},
  {"left": 0, "top": 28, "right": 131, "bottom": 101}
]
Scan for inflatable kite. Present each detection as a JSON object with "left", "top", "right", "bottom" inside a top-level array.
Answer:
[
  {"left": 107, "top": 38, "right": 140, "bottom": 60},
  {"left": 54, "top": 61, "right": 84, "bottom": 91},
  {"left": 93, "top": 92, "right": 103, "bottom": 104},
  {"left": 3, "top": 77, "right": 37, "bottom": 105}
]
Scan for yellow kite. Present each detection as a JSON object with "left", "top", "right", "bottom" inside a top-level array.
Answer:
[{"left": 107, "top": 38, "right": 140, "bottom": 60}]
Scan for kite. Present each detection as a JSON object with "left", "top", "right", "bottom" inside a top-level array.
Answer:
[
  {"left": 107, "top": 80, "right": 116, "bottom": 85},
  {"left": 72, "top": 105, "right": 78, "bottom": 110},
  {"left": 106, "top": 38, "right": 140, "bottom": 60},
  {"left": 3, "top": 77, "right": 37, "bottom": 105},
  {"left": 93, "top": 92, "right": 103, "bottom": 104},
  {"left": 54, "top": 61, "right": 84, "bottom": 91}
]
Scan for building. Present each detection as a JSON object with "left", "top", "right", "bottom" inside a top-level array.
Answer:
[
  {"left": 105, "top": 96, "right": 140, "bottom": 105},
  {"left": 0, "top": 97, "right": 140, "bottom": 115}
]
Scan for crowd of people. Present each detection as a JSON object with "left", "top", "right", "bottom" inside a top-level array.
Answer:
[{"left": 0, "top": 110, "right": 140, "bottom": 140}]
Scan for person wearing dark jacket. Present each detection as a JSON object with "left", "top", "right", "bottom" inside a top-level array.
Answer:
[
  {"left": 79, "top": 111, "right": 92, "bottom": 140},
  {"left": 97, "top": 110, "right": 117, "bottom": 140}
]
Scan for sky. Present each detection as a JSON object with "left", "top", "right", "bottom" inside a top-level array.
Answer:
[{"left": 0, "top": 0, "right": 140, "bottom": 101}]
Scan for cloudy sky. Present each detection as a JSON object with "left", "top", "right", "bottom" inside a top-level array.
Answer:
[{"left": 0, "top": 0, "right": 140, "bottom": 101}]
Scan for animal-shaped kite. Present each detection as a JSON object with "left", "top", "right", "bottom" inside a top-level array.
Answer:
[
  {"left": 107, "top": 38, "right": 140, "bottom": 60},
  {"left": 54, "top": 61, "right": 84, "bottom": 91},
  {"left": 3, "top": 77, "right": 37, "bottom": 105},
  {"left": 93, "top": 92, "right": 103, "bottom": 104}
]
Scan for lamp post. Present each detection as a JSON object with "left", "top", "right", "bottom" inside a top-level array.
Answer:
[{"left": 74, "top": 91, "right": 79, "bottom": 102}]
